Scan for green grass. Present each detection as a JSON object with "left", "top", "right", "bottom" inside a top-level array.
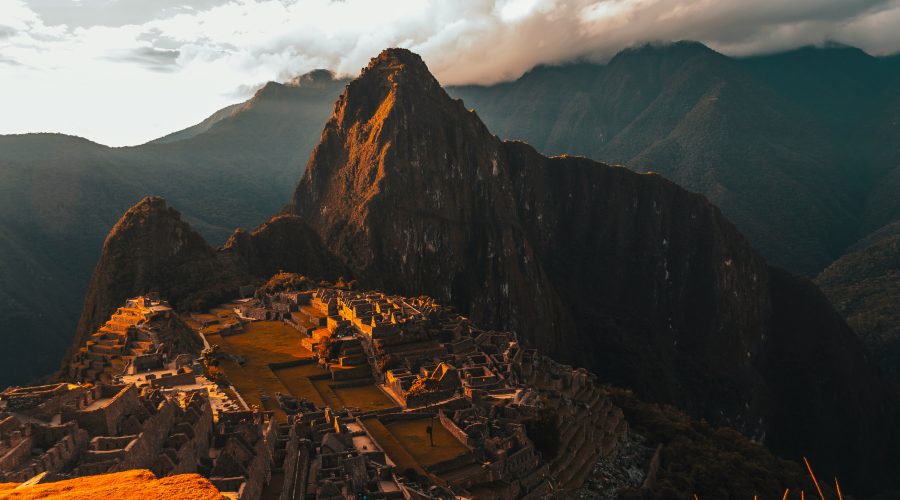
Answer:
[
  {"left": 272, "top": 363, "right": 328, "bottom": 407},
  {"left": 332, "top": 384, "right": 396, "bottom": 411},
  {"left": 206, "top": 321, "right": 313, "bottom": 421},
  {"left": 385, "top": 418, "right": 469, "bottom": 467}
]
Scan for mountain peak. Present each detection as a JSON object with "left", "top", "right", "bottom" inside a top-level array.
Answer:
[
  {"left": 301, "top": 47, "right": 471, "bottom": 181},
  {"left": 608, "top": 40, "right": 726, "bottom": 70},
  {"left": 285, "top": 68, "right": 340, "bottom": 88},
  {"left": 132, "top": 195, "right": 166, "bottom": 211},
  {"left": 367, "top": 47, "right": 445, "bottom": 96},
  {"left": 367, "top": 47, "right": 430, "bottom": 73},
  {"left": 356, "top": 47, "right": 440, "bottom": 93},
  {"left": 107, "top": 196, "right": 180, "bottom": 240},
  {"left": 333, "top": 47, "right": 445, "bottom": 126},
  {"left": 292, "top": 47, "right": 490, "bottom": 221}
]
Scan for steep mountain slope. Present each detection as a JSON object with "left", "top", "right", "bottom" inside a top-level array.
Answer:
[
  {"left": 817, "top": 223, "right": 900, "bottom": 389},
  {"left": 285, "top": 48, "right": 899, "bottom": 492},
  {"left": 0, "top": 134, "right": 152, "bottom": 386},
  {"left": 862, "top": 86, "right": 900, "bottom": 234},
  {"left": 450, "top": 43, "right": 900, "bottom": 402},
  {"left": 149, "top": 103, "right": 244, "bottom": 145},
  {"left": 221, "top": 214, "right": 349, "bottom": 280},
  {"left": 450, "top": 42, "right": 900, "bottom": 276},
  {"left": 763, "top": 267, "right": 900, "bottom": 488},
  {"left": 0, "top": 72, "right": 344, "bottom": 387}
]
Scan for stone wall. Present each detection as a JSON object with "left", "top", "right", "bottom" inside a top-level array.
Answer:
[
  {"left": 0, "top": 422, "right": 89, "bottom": 483},
  {"left": 70, "top": 385, "right": 143, "bottom": 436},
  {"left": 2, "top": 384, "right": 86, "bottom": 418},
  {"left": 150, "top": 371, "right": 196, "bottom": 388},
  {"left": 519, "top": 355, "right": 629, "bottom": 492},
  {"left": 239, "top": 436, "right": 273, "bottom": 500},
  {"left": 279, "top": 424, "right": 310, "bottom": 500},
  {"left": 405, "top": 388, "right": 455, "bottom": 408},
  {"left": 110, "top": 398, "right": 176, "bottom": 473},
  {"left": 0, "top": 415, "right": 19, "bottom": 434},
  {"left": 439, "top": 410, "right": 476, "bottom": 449},
  {"left": 0, "top": 435, "right": 34, "bottom": 475}
]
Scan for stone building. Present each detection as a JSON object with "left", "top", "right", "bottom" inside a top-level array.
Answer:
[{"left": 0, "top": 383, "right": 213, "bottom": 484}]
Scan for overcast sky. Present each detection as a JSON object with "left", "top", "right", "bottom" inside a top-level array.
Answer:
[{"left": 2, "top": 0, "right": 900, "bottom": 146}]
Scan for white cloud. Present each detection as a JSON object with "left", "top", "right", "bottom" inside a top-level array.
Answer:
[{"left": 1, "top": 0, "right": 899, "bottom": 146}]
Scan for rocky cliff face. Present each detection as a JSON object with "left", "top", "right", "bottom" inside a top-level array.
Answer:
[
  {"left": 290, "top": 48, "right": 769, "bottom": 424},
  {"left": 288, "top": 48, "right": 899, "bottom": 491},
  {"left": 451, "top": 43, "right": 900, "bottom": 277}
]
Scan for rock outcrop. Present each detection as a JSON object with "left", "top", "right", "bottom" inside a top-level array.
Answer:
[{"left": 221, "top": 214, "right": 347, "bottom": 280}]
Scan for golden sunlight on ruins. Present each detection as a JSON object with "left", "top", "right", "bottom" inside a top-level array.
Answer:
[{"left": 0, "top": 272, "right": 850, "bottom": 498}]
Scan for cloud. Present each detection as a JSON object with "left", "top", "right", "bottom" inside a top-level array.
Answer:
[
  {"left": 105, "top": 47, "right": 181, "bottom": 72},
  {"left": 2, "top": 0, "right": 900, "bottom": 146},
  {"left": 0, "top": 55, "right": 22, "bottom": 66},
  {"left": 22, "top": 0, "right": 235, "bottom": 28}
]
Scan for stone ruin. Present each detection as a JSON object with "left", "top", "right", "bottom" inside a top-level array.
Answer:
[
  {"left": 1, "top": 281, "right": 648, "bottom": 499},
  {"left": 230, "top": 284, "right": 633, "bottom": 498}
]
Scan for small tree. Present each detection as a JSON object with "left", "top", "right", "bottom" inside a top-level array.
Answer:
[{"left": 200, "top": 345, "right": 221, "bottom": 371}]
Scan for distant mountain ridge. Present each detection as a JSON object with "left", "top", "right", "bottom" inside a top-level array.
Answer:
[
  {"left": 451, "top": 41, "right": 900, "bottom": 276},
  {"left": 0, "top": 72, "right": 346, "bottom": 386}
]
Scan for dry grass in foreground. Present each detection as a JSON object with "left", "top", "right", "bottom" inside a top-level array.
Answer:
[
  {"left": 0, "top": 469, "right": 225, "bottom": 499},
  {"left": 692, "top": 456, "right": 845, "bottom": 499}
]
